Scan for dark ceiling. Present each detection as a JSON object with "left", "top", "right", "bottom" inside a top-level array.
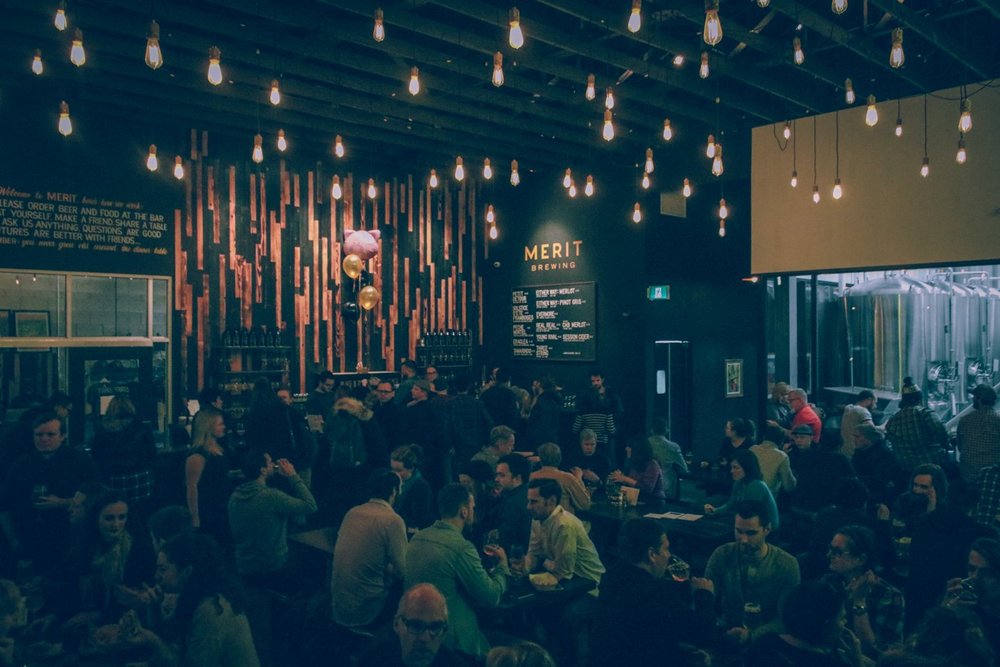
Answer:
[{"left": 2, "top": 0, "right": 998, "bottom": 181}]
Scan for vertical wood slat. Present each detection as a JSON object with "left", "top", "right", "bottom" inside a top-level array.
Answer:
[
  {"left": 443, "top": 184, "right": 452, "bottom": 262},
  {"left": 258, "top": 172, "right": 267, "bottom": 238},
  {"left": 418, "top": 188, "right": 425, "bottom": 270},
  {"left": 174, "top": 210, "right": 184, "bottom": 307},
  {"left": 293, "top": 173, "right": 300, "bottom": 209},
  {"left": 296, "top": 295, "right": 306, "bottom": 393},
  {"left": 190, "top": 128, "right": 198, "bottom": 161},
  {"left": 326, "top": 290, "right": 334, "bottom": 372},
  {"left": 201, "top": 130, "right": 209, "bottom": 157},
  {"left": 228, "top": 167, "right": 237, "bottom": 271},
  {"left": 294, "top": 247, "right": 301, "bottom": 290},
  {"left": 218, "top": 255, "right": 227, "bottom": 333},
  {"left": 272, "top": 212, "right": 282, "bottom": 329},
  {"left": 249, "top": 173, "right": 257, "bottom": 226},
  {"left": 185, "top": 162, "right": 194, "bottom": 238},
  {"left": 403, "top": 258, "right": 410, "bottom": 314},
  {"left": 196, "top": 160, "right": 205, "bottom": 271}
]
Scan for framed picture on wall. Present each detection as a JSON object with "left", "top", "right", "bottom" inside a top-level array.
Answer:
[
  {"left": 0, "top": 310, "right": 10, "bottom": 337},
  {"left": 725, "top": 359, "right": 743, "bottom": 398},
  {"left": 15, "top": 310, "right": 51, "bottom": 352}
]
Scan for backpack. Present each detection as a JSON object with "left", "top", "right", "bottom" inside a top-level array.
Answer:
[{"left": 327, "top": 411, "right": 367, "bottom": 469}]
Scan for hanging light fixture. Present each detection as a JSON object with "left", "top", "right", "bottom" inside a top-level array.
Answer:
[
  {"left": 331, "top": 175, "right": 343, "bottom": 200},
  {"left": 334, "top": 135, "right": 345, "bottom": 158},
  {"left": 486, "top": 204, "right": 496, "bottom": 224},
  {"left": 367, "top": 178, "right": 378, "bottom": 199},
  {"left": 758, "top": 0, "right": 770, "bottom": 7},
  {"left": 408, "top": 66, "right": 420, "bottom": 95},
  {"left": 562, "top": 168, "right": 572, "bottom": 189},
  {"left": 173, "top": 156, "right": 185, "bottom": 180},
  {"left": 632, "top": 202, "right": 642, "bottom": 223},
  {"left": 672, "top": 54, "right": 685, "bottom": 66},
  {"left": 454, "top": 156, "right": 465, "bottom": 182},
  {"left": 719, "top": 198, "right": 729, "bottom": 220},
  {"left": 889, "top": 28, "right": 904, "bottom": 68},
  {"left": 703, "top": 0, "right": 723, "bottom": 46},
  {"left": 145, "top": 20, "right": 163, "bottom": 70},
  {"left": 584, "top": 175, "right": 595, "bottom": 197},
  {"left": 844, "top": 78, "right": 856, "bottom": 104},
  {"left": 252, "top": 134, "right": 263, "bottom": 164},
  {"left": 706, "top": 134, "right": 716, "bottom": 159},
  {"left": 146, "top": 144, "right": 159, "bottom": 171},
  {"left": 373, "top": 8, "right": 385, "bottom": 42},
  {"left": 32, "top": 49, "right": 43, "bottom": 75},
  {"left": 832, "top": 110, "right": 842, "bottom": 199},
  {"left": 628, "top": 0, "right": 642, "bottom": 33},
  {"left": 790, "top": 170, "right": 798, "bottom": 188},
  {"left": 792, "top": 36, "right": 804, "bottom": 65},
  {"left": 832, "top": 0, "right": 847, "bottom": 14},
  {"left": 492, "top": 52, "right": 504, "bottom": 87},
  {"left": 956, "top": 135, "right": 967, "bottom": 164},
  {"left": 895, "top": 100, "right": 903, "bottom": 137},
  {"left": 662, "top": 118, "right": 673, "bottom": 141},
  {"left": 510, "top": 159, "right": 520, "bottom": 186},
  {"left": 812, "top": 184, "right": 821, "bottom": 203},
  {"left": 783, "top": 121, "right": 792, "bottom": 140},
  {"left": 711, "top": 144, "right": 724, "bottom": 176},
  {"left": 605, "top": 87, "right": 615, "bottom": 110},
  {"left": 682, "top": 178, "right": 692, "bottom": 198},
  {"left": 790, "top": 119, "right": 798, "bottom": 187},
  {"left": 70, "top": 28, "right": 86, "bottom": 66},
  {"left": 919, "top": 156, "right": 929, "bottom": 177},
  {"left": 699, "top": 52, "right": 710, "bottom": 79},
  {"left": 585, "top": 74, "right": 596, "bottom": 101},
  {"left": 602, "top": 109, "right": 615, "bottom": 141},
  {"left": 54, "top": 2, "right": 67, "bottom": 31},
  {"left": 508, "top": 7, "right": 524, "bottom": 49},
  {"left": 958, "top": 98, "right": 972, "bottom": 133},
  {"left": 920, "top": 95, "right": 930, "bottom": 177},
  {"left": 718, "top": 220, "right": 726, "bottom": 237},
  {"left": 644, "top": 148, "right": 654, "bottom": 174},
  {"left": 269, "top": 79, "right": 281, "bottom": 105},
  {"left": 812, "top": 116, "right": 820, "bottom": 203},
  {"left": 429, "top": 169, "right": 439, "bottom": 188},
  {"left": 865, "top": 95, "right": 878, "bottom": 127},
  {"left": 568, "top": 180, "right": 577, "bottom": 198},
  {"left": 489, "top": 221, "right": 499, "bottom": 240},
  {"left": 483, "top": 158, "right": 493, "bottom": 180},
  {"left": 641, "top": 173, "right": 651, "bottom": 190},
  {"left": 207, "top": 46, "right": 223, "bottom": 85},
  {"left": 58, "top": 100, "right": 72, "bottom": 136},
  {"left": 277, "top": 129, "right": 287, "bottom": 152}
]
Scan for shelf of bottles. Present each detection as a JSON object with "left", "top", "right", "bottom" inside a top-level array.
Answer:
[
  {"left": 415, "top": 330, "right": 474, "bottom": 368},
  {"left": 215, "top": 327, "right": 291, "bottom": 403}
]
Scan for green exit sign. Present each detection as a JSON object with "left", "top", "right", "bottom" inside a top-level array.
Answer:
[{"left": 647, "top": 285, "right": 670, "bottom": 301}]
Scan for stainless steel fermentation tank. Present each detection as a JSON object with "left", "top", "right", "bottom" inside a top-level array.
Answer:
[{"left": 842, "top": 274, "right": 998, "bottom": 417}]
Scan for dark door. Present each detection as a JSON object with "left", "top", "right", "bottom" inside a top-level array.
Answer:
[{"left": 646, "top": 340, "right": 692, "bottom": 449}]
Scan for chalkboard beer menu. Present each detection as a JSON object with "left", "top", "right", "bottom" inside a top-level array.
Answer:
[{"left": 512, "top": 282, "right": 596, "bottom": 361}]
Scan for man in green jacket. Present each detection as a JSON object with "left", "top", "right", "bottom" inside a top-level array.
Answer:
[{"left": 405, "top": 483, "right": 509, "bottom": 658}]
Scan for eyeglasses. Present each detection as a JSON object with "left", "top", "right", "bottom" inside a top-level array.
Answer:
[
  {"left": 827, "top": 545, "right": 850, "bottom": 556},
  {"left": 397, "top": 617, "right": 447, "bottom": 638}
]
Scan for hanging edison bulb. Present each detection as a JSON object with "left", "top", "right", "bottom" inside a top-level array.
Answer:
[
  {"left": 489, "top": 222, "right": 498, "bottom": 240},
  {"left": 812, "top": 184, "right": 821, "bottom": 203},
  {"left": 277, "top": 129, "right": 287, "bottom": 152},
  {"left": 408, "top": 66, "right": 420, "bottom": 95},
  {"left": 792, "top": 37, "right": 804, "bottom": 65},
  {"left": 58, "top": 101, "right": 72, "bottom": 136},
  {"left": 865, "top": 95, "right": 878, "bottom": 127},
  {"left": 628, "top": 0, "right": 642, "bottom": 33},
  {"left": 889, "top": 28, "right": 904, "bottom": 68},
  {"left": 672, "top": 54, "right": 685, "bottom": 66},
  {"left": 54, "top": 2, "right": 67, "bottom": 31},
  {"left": 146, "top": 145, "right": 159, "bottom": 171},
  {"left": 844, "top": 78, "right": 856, "bottom": 104},
  {"left": 454, "top": 156, "right": 465, "bottom": 182},
  {"left": 956, "top": 136, "right": 967, "bottom": 164},
  {"left": 644, "top": 148, "right": 654, "bottom": 174},
  {"left": 712, "top": 144, "right": 724, "bottom": 176},
  {"left": 367, "top": 178, "right": 378, "bottom": 199},
  {"left": 605, "top": 87, "right": 615, "bottom": 110},
  {"left": 562, "top": 168, "right": 572, "bottom": 189},
  {"left": 832, "top": 178, "right": 843, "bottom": 200},
  {"left": 682, "top": 178, "right": 692, "bottom": 198},
  {"left": 919, "top": 156, "right": 929, "bottom": 178},
  {"left": 632, "top": 202, "right": 642, "bottom": 223},
  {"left": 706, "top": 134, "right": 716, "bottom": 159},
  {"left": 585, "top": 74, "right": 596, "bottom": 101},
  {"left": 757, "top": 0, "right": 770, "bottom": 6},
  {"left": 832, "top": 0, "right": 847, "bottom": 14},
  {"left": 492, "top": 52, "right": 504, "bottom": 87},
  {"left": 699, "top": 52, "right": 710, "bottom": 79},
  {"left": 662, "top": 119, "right": 673, "bottom": 141},
  {"left": 269, "top": 79, "right": 281, "bottom": 105},
  {"left": 251, "top": 134, "right": 263, "bottom": 164},
  {"left": 958, "top": 99, "right": 972, "bottom": 133},
  {"left": 508, "top": 7, "right": 524, "bottom": 49},
  {"left": 483, "top": 158, "right": 493, "bottom": 180},
  {"left": 602, "top": 109, "right": 615, "bottom": 141},
  {"left": 331, "top": 175, "right": 343, "bottom": 200},
  {"left": 790, "top": 170, "right": 798, "bottom": 188},
  {"left": 32, "top": 49, "right": 43, "bottom": 75},
  {"left": 584, "top": 175, "right": 595, "bottom": 197},
  {"left": 334, "top": 135, "right": 345, "bottom": 158},
  {"left": 719, "top": 198, "right": 729, "bottom": 220},
  {"left": 207, "top": 46, "right": 222, "bottom": 85},
  {"left": 145, "top": 20, "right": 163, "bottom": 70},
  {"left": 718, "top": 220, "right": 726, "bottom": 237},
  {"left": 568, "top": 180, "right": 577, "bottom": 198},
  {"left": 173, "top": 156, "right": 185, "bottom": 180},
  {"left": 641, "top": 173, "right": 650, "bottom": 190},
  {"left": 486, "top": 204, "right": 496, "bottom": 224},
  {"left": 703, "top": 0, "right": 723, "bottom": 46},
  {"left": 895, "top": 117, "right": 903, "bottom": 137},
  {"left": 70, "top": 28, "right": 86, "bottom": 66},
  {"left": 429, "top": 169, "right": 439, "bottom": 188},
  {"left": 510, "top": 159, "right": 520, "bottom": 186},
  {"left": 373, "top": 8, "right": 385, "bottom": 42},
  {"left": 782, "top": 122, "right": 791, "bottom": 140}
]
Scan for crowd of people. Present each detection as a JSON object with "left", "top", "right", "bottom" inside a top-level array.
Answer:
[{"left": 0, "top": 366, "right": 997, "bottom": 667}]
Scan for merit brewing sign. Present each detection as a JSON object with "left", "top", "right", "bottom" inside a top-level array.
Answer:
[{"left": 511, "top": 282, "right": 596, "bottom": 361}]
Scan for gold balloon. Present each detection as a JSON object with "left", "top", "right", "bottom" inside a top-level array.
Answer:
[
  {"left": 343, "top": 254, "right": 364, "bottom": 279},
  {"left": 358, "top": 285, "right": 381, "bottom": 311}
]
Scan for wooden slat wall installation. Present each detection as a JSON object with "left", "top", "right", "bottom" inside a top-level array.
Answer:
[{"left": 174, "top": 130, "right": 488, "bottom": 397}]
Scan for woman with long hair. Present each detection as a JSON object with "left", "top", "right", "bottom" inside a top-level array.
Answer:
[
  {"left": 185, "top": 409, "right": 232, "bottom": 544},
  {"left": 704, "top": 449, "right": 780, "bottom": 530},
  {"left": 89, "top": 396, "right": 157, "bottom": 520},
  {"left": 611, "top": 437, "right": 666, "bottom": 501}
]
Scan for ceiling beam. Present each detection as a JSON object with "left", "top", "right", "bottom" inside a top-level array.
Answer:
[{"left": 976, "top": 0, "right": 1000, "bottom": 21}]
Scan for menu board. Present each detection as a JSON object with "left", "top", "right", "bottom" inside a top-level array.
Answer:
[{"left": 512, "top": 282, "right": 596, "bottom": 361}]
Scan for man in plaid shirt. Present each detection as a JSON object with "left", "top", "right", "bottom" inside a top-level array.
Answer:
[
  {"left": 975, "top": 464, "right": 1000, "bottom": 530},
  {"left": 957, "top": 384, "right": 1000, "bottom": 484},
  {"left": 885, "top": 379, "right": 948, "bottom": 474}
]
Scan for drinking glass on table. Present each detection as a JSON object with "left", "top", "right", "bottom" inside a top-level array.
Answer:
[
  {"left": 667, "top": 555, "right": 690, "bottom": 582},
  {"left": 743, "top": 602, "right": 762, "bottom": 631}
]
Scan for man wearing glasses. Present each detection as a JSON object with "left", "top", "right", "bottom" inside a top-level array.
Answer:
[
  {"left": 768, "top": 388, "right": 821, "bottom": 445},
  {"left": 358, "top": 583, "right": 471, "bottom": 666}
]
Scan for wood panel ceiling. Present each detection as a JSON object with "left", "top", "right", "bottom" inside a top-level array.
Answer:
[{"left": 2, "top": 0, "right": 998, "bottom": 179}]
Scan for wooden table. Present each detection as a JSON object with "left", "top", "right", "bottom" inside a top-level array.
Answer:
[{"left": 289, "top": 527, "right": 337, "bottom": 555}]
